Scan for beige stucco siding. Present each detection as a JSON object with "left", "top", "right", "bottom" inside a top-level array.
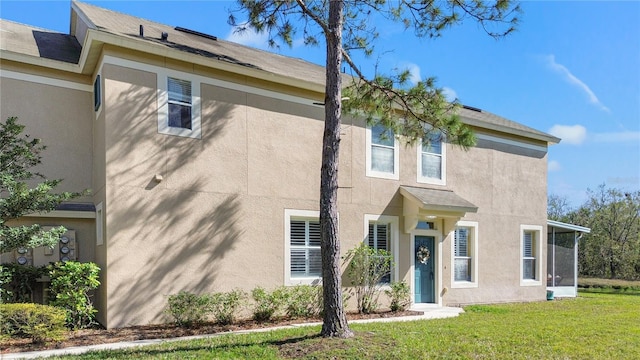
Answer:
[
  {"left": 0, "top": 74, "right": 93, "bottom": 198},
  {"left": 96, "top": 56, "right": 549, "bottom": 327}
]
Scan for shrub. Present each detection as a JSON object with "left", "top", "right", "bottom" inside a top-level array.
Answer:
[
  {"left": 0, "top": 264, "right": 47, "bottom": 303},
  {"left": 385, "top": 281, "right": 411, "bottom": 312},
  {"left": 165, "top": 291, "right": 211, "bottom": 328},
  {"left": 282, "top": 285, "right": 322, "bottom": 318},
  {"left": 48, "top": 261, "right": 100, "bottom": 330},
  {"left": 0, "top": 303, "right": 66, "bottom": 343},
  {"left": 251, "top": 286, "right": 286, "bottom": 322},
  {"left": 209, "top": 289, "right": 245, "bottom": 325},
  {"left": 344, "top": 242, "right": 392, "bottom": 314}
]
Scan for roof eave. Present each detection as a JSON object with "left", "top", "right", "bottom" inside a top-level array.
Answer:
[
  {"left": 462, "top": 116, "right": 561, "bottom": 145},
  {"left": 547, "top": 219, "right": 591, "bottom": 233}
]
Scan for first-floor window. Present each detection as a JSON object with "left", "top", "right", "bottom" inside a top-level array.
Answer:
[
  {"left": 523, "top": 230, "right": 536, "bottom": 279},
  {"left": 454, "top": 227, "right": 471, "bottom": 281},
  {"left": 368, "top": 222, "right": 391, "bottom": 283},
  {"left": 285, "top": 209, "right": 323, "bottom": 285},
  {"left": 452, "top": 221, "right": 478, "bottom": 287},
  {"left": 520, "top": 225, "right": 542, "bottom": 285}
]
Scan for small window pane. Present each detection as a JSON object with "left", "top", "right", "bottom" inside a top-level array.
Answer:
[
  {"left": 168, "top": 103, "right": 192, "bottom": 129},
  {"left": 308, "top": 221, "right": 321, "bottom": 246},
  {"left": 372, "top": 124, "right": 394, "bottom": 147},
  {"left": 372, "top": 146, "right": 394, "bottom": 173},
  {"left": 523, "top": 259, "right": 536, "bottom": 279},
  {"left": 290, "top": 220, "right": 306, "bottom": 246},
  {"left": 168, "top": 77, "right": 192, "bottom": 104},
  {"left": 523, "top": 232, "right": 534, "bottom": 257},
  {"left": 455, "top": 228, "right": 468, "bottom": 257},
  {"left": 422, "top": 132, "right": 442, "bottom": 154},
  {"left": 290, "top": 249, "right": 307, "bottom": 277},
  {"left": 308, "top": 248, "right": 322, "bottom": 276},
  {"left": 421, "top": 153, "right": 441, "bottom": 179},
  {"left": 454, "top": 258, "right": 471, "bottom": 282}
]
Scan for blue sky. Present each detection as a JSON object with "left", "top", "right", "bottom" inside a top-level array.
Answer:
[{"left": 1, "top": 1, "right": 638, "bottom": 207}]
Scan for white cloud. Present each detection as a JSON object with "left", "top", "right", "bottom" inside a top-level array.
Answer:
[
  {"left": 441, "top": 87, "right": 458, "bottom": 102},
  {"left": 543, "top": 54, "right": 610, "bottom": 113},
  {"left": 549, "top": 124, "right": 587, "bottom": 145},
  {"left": 548, "top": 160, "right": 561, "bottom": 172},
  {"left": 592, "top": 131, "right": 640, "bottom": 143},
  {"left": 398, "top": 63, "right": 421, "bottom": 85},
  {"left": 226, "top": 26, "right": 269, "bottom": 49}
]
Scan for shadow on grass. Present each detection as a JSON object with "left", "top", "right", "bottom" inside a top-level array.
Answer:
[{"left": 59, "top": 333, "right": 324, "bottom": 359}]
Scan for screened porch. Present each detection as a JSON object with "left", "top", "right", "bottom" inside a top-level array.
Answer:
[{"left": 547, "top": 220, "right": 591, "bottom": 297}]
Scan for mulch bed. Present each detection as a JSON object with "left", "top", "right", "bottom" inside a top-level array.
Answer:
[{"left": 1, "top": 310, "right": 422, "bottom": 354}]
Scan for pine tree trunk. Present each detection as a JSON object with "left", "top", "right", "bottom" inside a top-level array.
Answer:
[{"left": 320, "top": 0, "right": 353, "bottom": 339}]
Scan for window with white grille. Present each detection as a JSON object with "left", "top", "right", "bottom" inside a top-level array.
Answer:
[
  {"left": 366, "top": 123, "right": 399, "bottom": 179},
  {"left": 290, "top": 219, "right": 322, "bottom": 279},
  {"left": 368, "top": 222, "right": 391, "bottom": 284},
  {"left": 451, "top": 221, "right": 478, "bottom": 288},
  {"left": 157, "top": 72, "right": 201, "bottom": 139},
  {"left": 520, "top": 225, "right": 543, "bottom": 286},
  {"left": 418, "top": 130, "right": 446, "bottom": 185},
  {"left": 284, "top": 209, "right": 322, "bottom": 285}
]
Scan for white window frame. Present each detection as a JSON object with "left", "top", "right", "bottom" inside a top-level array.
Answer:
[
  {"left": 284, "top": 209, "right": 322, "bottom": 286},
  {"left": 520, "top": 224, "right": 543, "bottom": 286},
  {"left": 157, "top": 70, "right": 201, "bottom": 139},
  {"left": 366, "top": 124, "right": 399, "bottom": 180},
  {"left": 451, "top": 220, "right": 478, "bottom": 288},
  {"left": 417, "top": 130, "right": 446, "bottom": 185},
  {"left": 363, "top": 214, "right": 399, "bottom": 284},
  {"left": 95, "top": 202, "right": 103, "bottom": 246}
]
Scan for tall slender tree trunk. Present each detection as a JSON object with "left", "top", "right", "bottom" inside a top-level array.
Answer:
[{"left": 319, "top": 0, "right": 352, "bottom": 338}]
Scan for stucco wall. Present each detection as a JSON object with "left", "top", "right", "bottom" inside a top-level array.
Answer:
[
  {"left": 0, "top": 72, "right": 93, "bottom": 198},
  {"left": 98, "top": 54, "right": 548, "bottom": 327}
]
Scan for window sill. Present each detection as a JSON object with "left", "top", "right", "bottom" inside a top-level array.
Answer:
[
  {"left": 451, "top": 281, "right": 478, "bottom": 289},
  {"left": 286, "top": 277, "right": 322, "bottom": 286},
  {"left": 520, "top": 279, "right": 542, "bottom": 287},
  {"left": 366, "top": 171, "right": 399, "bottom": 180},
  {"left": 417, "top": 177, "right": 446, "bottom": 186}
]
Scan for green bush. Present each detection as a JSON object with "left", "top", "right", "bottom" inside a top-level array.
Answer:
[
  {"left": 48, "top": 261, "right": 100, "bottom": 330},
  {"left": 385, "top": 281, "right": 411, "bottom": 312},
  {"left": 282, "top": 285, "right": 322, "bottom": 318},
  {"left": 344, "top": 242, "right": 392, "bottom": 314},
  {"left": 0, "top": 303, "right": 67, "bottom": 343},
  {"left": 165, "top": 291, "right": 211, "bottom": 327},
  {"left": 209, "top": 289, "right": 245, "bottom": 325},
  {"left": 251, "top": 286, "right": 286, "bottom": 322},
  {"left": 0, "top": 264, "right": 47, "bottom": 303}
]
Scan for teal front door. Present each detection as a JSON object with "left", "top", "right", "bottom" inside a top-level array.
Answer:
[{"left": 415, "top": 235, "right": 435, "bottom": 303}]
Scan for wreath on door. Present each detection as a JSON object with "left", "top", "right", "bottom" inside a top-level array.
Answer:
[{"left": 417, "top": 245, "right": 431, "bottom": 265}]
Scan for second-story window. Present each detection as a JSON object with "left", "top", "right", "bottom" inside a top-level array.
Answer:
[{"left": 367, "top": 123, "right": 399, "bottom": 179}]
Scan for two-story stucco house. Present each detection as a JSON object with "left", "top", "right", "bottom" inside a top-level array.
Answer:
[{"left": 1, "top": 2, "right": 567, "bottom": 329}]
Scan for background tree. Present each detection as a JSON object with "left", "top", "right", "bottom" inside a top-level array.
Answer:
[
  {"left": 0, "top": 117, "right": 80, "bottom": 253},
  {"left": 574, "top": 185, "right": 640, "bottom": 280},
  {"left": 547, "top": 193, "right": 572, "bottom": 222},
  {"left": 230, "top": 0, "right": 520, "bottom": 337}
]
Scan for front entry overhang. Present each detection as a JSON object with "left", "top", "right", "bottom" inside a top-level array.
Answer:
[{"left": 400, "top": 186, "right": 478, "bottom": 233}]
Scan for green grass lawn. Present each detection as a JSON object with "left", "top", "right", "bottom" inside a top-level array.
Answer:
[{"left": 51, "top": 293, "right": 640, "bottom": 359}]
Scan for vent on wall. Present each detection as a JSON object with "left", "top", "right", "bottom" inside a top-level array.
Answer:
[{"left": 175, "top": 26, "right": 218, "bottom": 41}]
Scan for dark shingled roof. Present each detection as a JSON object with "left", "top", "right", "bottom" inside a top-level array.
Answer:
[
  {"left": 0, "top": 19, "right": 82, "bottom": 64},
  {"left": 0, "top": 1, "right": 560, "bottom": 144}
]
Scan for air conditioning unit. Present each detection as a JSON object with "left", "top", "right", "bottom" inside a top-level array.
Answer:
[{"left": 13, "top": 228, "right": 77, "bottom": 267}]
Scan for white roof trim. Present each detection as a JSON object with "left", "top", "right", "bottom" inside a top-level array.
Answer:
[{"left": 547, "top": 219, "right": 591, "bottom": 233}]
